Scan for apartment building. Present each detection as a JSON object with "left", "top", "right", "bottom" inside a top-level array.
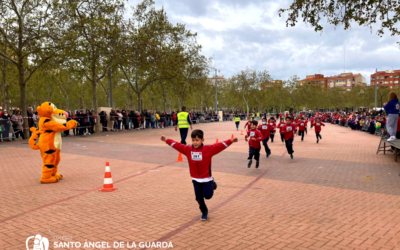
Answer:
[
  {"left": 370, "top": 69, "right": 400, "bottom": 90},
  {"left": 298, "top": 73, "right": 366, "bottom": 91}
]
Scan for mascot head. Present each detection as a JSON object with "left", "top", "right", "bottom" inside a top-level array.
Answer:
[{"left": 37, "top": 102, "right": 68, "bottom": 124}]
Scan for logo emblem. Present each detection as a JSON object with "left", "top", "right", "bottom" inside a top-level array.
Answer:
[{"left": 26, "top": 234, "right": 49, "bottom": 250}]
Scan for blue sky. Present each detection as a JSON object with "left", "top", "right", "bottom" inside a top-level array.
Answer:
[{"left": 127, "top": 0, "right": 400, "bottom": 85}]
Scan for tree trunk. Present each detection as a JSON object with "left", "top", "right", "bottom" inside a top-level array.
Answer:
[
  {"left": 137, "top": 91, "right": 141, "bottom": 112},
  {"left": 92, "top": 67, "right": 98, "bottom": 112},
  {"left": 18, "top": 63, "right": 29, "bottom": 138}
]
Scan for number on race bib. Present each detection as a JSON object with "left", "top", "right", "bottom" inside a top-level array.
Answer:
[
  {"left": 262, "top": 125, "right": 268, "bottom": 129},
  {"left": 316, "top": 123, "right": 320, "bottom": 126},
  {"left": 191, "top": 152, "right": 203, "bottom": 161},
  {"left": 286, "top": 127, "right": 292, "bottom": 131},
  {"left": 301, "top": 123, "right": 304, "bottom": 126},
  {"left": 250, "top": 132, "right": 255, "bottom": 137},
  {"left": 270, "top": 123, "right": 273, "bottom": 126}
]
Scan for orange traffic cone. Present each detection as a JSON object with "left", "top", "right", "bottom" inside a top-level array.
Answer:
[
  {"left": 176, "top": 153, "right": 184, "bottom": 162},
  {"left": 216, "top": 138, "right": 219, "bottom": 143},
  {"left": 241, "top": 131, "right": 244, "bottom": 135},
  {"left": 99, "top": 162, "right": 118, "bottom": 192},
  {"left": 231, "top": 134, "right": 234, "bottom": 139}
]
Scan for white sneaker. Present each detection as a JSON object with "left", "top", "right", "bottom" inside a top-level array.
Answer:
[
  {"left": 89, "top": 133, "right": 91, "bottom": 135},
  {"left": 84, "top": 133, "right": 86, "bottom": 136},
  {"left": 387, "top": 136, "right": 396, "bottom": 142}
]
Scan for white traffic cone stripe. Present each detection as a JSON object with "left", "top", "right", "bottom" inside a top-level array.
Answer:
[
  {"left": 105, "top": 166, "right": 111, "bottom": 172},
  {"left": 103, "top": 178, "right": 113, "bottom": 184}
]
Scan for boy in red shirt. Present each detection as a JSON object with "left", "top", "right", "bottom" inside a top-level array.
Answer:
[
  {"left": 298, "top": 117, "right": 307, "bottom": 141},
  {"left": 258, "top": 118, "right": 272, "bottom": 157},
  {"left": 312, "top": 117, "right": 325, "bottom": 143},
  {"left": 277, "top": 118, "right": 285, "bottom": 144},
  {"left": 267, "top": 117, "right": 276, "bottom": 143},
  {"left": 161, "top": 130, "right": 238, "bottom": 221},
  {"left": 244, "top": 117, "right": 252, "bottom": 130},
  {"left": 245, "top": 120, "right": 263, "bottom": 168},
  {"left": 282, "top": 117, "right": 297, "bottom": 159}
]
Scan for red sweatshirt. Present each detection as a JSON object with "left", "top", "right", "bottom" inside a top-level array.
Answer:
[
  {"left": 245, "top": 129, "right": 263, "bottom": 149},
  {"left": 282, "top": 123, "right": 297, "bottom": 140},
  {"left": 277, "top": 122, "right": 285, "bottom": 134},
  {"left": 298, "top": 120, "right": 307, "bottom": 131},
  {"left": 166, "top": 139, "right": 232, "bottom": 179},
  {"left": 267, "top": 120, "right": 277, "bottom": 132},
  {"left": 257, "top": 123, "right": 272, "bottom": 139},
  {"left": 244, "top": 121, "right": 251, "bottom": 129},
  {"left": 312, "top": 121, "right": 325, "bottom": 132}
]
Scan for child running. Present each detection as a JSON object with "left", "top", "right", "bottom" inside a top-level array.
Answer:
[
  {"left": 244, "top": 117, "right": 252, "bottom": 131},
  {"left": 312, "top": 117, "right": 325, "bottom": 143},
  {"left": 258, "top": 118, "right": 272, "bottom": 157},
  {"left": 277, "top": 118, "right": 285, "bottom": 144},
  {"left": 268, "top": 117, "right": 277, "bottom": 142},
  {"left": 282, "top": 117, "right": 297, "bottom": 159},
  {"left": 245, "top": 120, "right": 263, "bottom": 168},
  {"left": 298, "top": 117, "right": 307, "bottom": 141},
  {"left": 161, "top": 130, "right": 238, "bottom": 221}
]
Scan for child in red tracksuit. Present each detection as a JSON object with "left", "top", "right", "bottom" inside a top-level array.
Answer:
[
  {"left": 257, "top": 118, "right": 272, "bottom": 158},
  {"left": 245, "top": 120, "right": 263, "bottom": 168},
  {"left": 244, "top": 117, "right": 252, "bottom": 130},
  {"left": 298, "top": 117, "right": 307, "bottom": 141},
  {"left": 312, "top": 117, "right": 325, "bottom": 143},
  {"left": 277, "top": 118, "right": 285, "bottom": 144},
  {"left": 161, "top": 130, "right": 238, "bottom": 221},
  {"left": 282, "top": 117, "right": 297, "bottom": 159},
  {"left": 267, "top": 117, "right": 277, "bottom": 142}
]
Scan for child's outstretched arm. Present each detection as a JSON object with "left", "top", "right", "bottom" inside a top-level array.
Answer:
[
  {"left": 161, "top": 135, "right": 188, "bottom": 155},
  {"left": 210, "top": 138, "right": 238, "bottom": 156}
]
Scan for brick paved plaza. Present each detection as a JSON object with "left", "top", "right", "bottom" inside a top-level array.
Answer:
[{"left": 1, "top": 122, "right": 400, "bottom": 250}]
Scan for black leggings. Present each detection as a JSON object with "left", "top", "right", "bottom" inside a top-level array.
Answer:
[
  {"left": 248, "top": 147, "right": 260, "bottom": 162},
  {"left": 280, "top": 133, "right": 284, "bottom": 142},
  {"left": 285, "top": 139, "right": 294, "bottom": 154},
  {"left": 316, "top": 131, "right": 322, "bottom": 139},
  {"left": 270, "top": 131, "right": 275, "bottom": 142}
]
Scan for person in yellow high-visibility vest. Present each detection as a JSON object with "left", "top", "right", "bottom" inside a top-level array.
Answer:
[
  {"left": 251, "top": 113, "right": 255, "bottom": 121},
  {"left": 234, "top": 112, "right": 240, "bottom": 131},
  {"left": 175, "top": 106, "right": 193, "bottom": 145}
]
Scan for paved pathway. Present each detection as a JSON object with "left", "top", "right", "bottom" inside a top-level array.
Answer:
[{"left": 1, "top": 122, "right": 400, "bottom": 250}]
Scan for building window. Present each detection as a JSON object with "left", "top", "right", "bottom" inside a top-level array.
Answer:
[
  {"left": 347, "top": 89, "right": 351, "bottom": 91},
  {"left": 395, "top": 75, "right": 399, "bottom": 78},
  {"left": 390, "top": 81, "right": 393, "bottom": 83},
  {"left": 395, "top": 81, "right": 399, "bottom": 83},
  {"left": 396, "top": 86, "right": 399, "bottom": 89},
  {"left": 385, "top": 76, "right": 389, "bottom": 79},
  {"left": 330, "top": 80, "right": 333, "bottom": 83},
  {"left": 347, "top": 83, "right": 351, "bottom": 86},
  {"left": 347, "top": 79, "right": 351, "bottom": 82},
  {"left": 380, "top": 77, "right": 384, "bottom": 79},
  {"left": 391, "top": 76, "right": 393, "bottom": 78},
  {"left": 385, "top": 81, "right": 389, "bottom": 84},
  {"left": 321, "top": 81, "right": 324, "bottom": 83},
  {"left": 390, "top": 86, "right": 393, "bottom": 89},
  {"left": 371, "top": 77, "right": 375, "bottom": 80}
]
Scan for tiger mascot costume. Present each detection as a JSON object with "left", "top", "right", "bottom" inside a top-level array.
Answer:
[{"left": 29, "top": 102, "right": 78, "bottom": 183}]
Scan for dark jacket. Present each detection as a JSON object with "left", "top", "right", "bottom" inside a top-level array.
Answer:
[{"left": 384, "top": 98, "right": 400, "bottom": 114}]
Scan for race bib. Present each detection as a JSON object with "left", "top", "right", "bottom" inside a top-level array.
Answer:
[
  {"left": 301, "top": 123, "right": 304, "bottom": 126},
  {"left": 280, "top": 124, "right": 284, "bottom": 127},
  {"left": 286, "top": 127, "right": 292, "bottom": 131},
  {"left": 191, "top": 152, "right": 203, "bottom": 161},
  {"left": 250, "top": 131, "right": 255, "bottom": 136},
  {"left": 316, "top": 123, "right": 320, "bottom": 126},
  {"left": 262, "top": 125, "right": 268, "bottom": 129},
  {"left": 270, "top": 123, "right": 273, "bottom": 126}
]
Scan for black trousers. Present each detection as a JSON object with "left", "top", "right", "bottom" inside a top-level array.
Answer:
[
  {"left": 248, "top": 147, "right": 260, "bottom": 161},
  {"left": 280, "top": 133, "right": 285, "bottom": 142},
  {"left": 235, "top": 122, "right": 239, "bottom": 130},
  {"left": 179, "top": 128, "right": 189, "bottom": 145},
  {"left": 262, "top": 138, "right": 271, "bottom": 155},
  {"left": 316, "top": 131, "right": 322, "bottom": 139},
  {"left": 285, "top": 138, "right": 294, "bottom": 154},
  {"left": 270, "top": 131, "right": 275, "bottom": 142},
  {"left": 299, "top": 130, "right": 305, "bottom": 140},
  {"left": 192, "top": 180, "right": 214, "bottom": 213}
]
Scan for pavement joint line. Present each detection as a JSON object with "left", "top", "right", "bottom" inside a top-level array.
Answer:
[
  {"left": 147, "top": 150, "right": 287, "bottom": 247},
  {"left": 0, "top": 161, "right": 176, "bottom": 224}
]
